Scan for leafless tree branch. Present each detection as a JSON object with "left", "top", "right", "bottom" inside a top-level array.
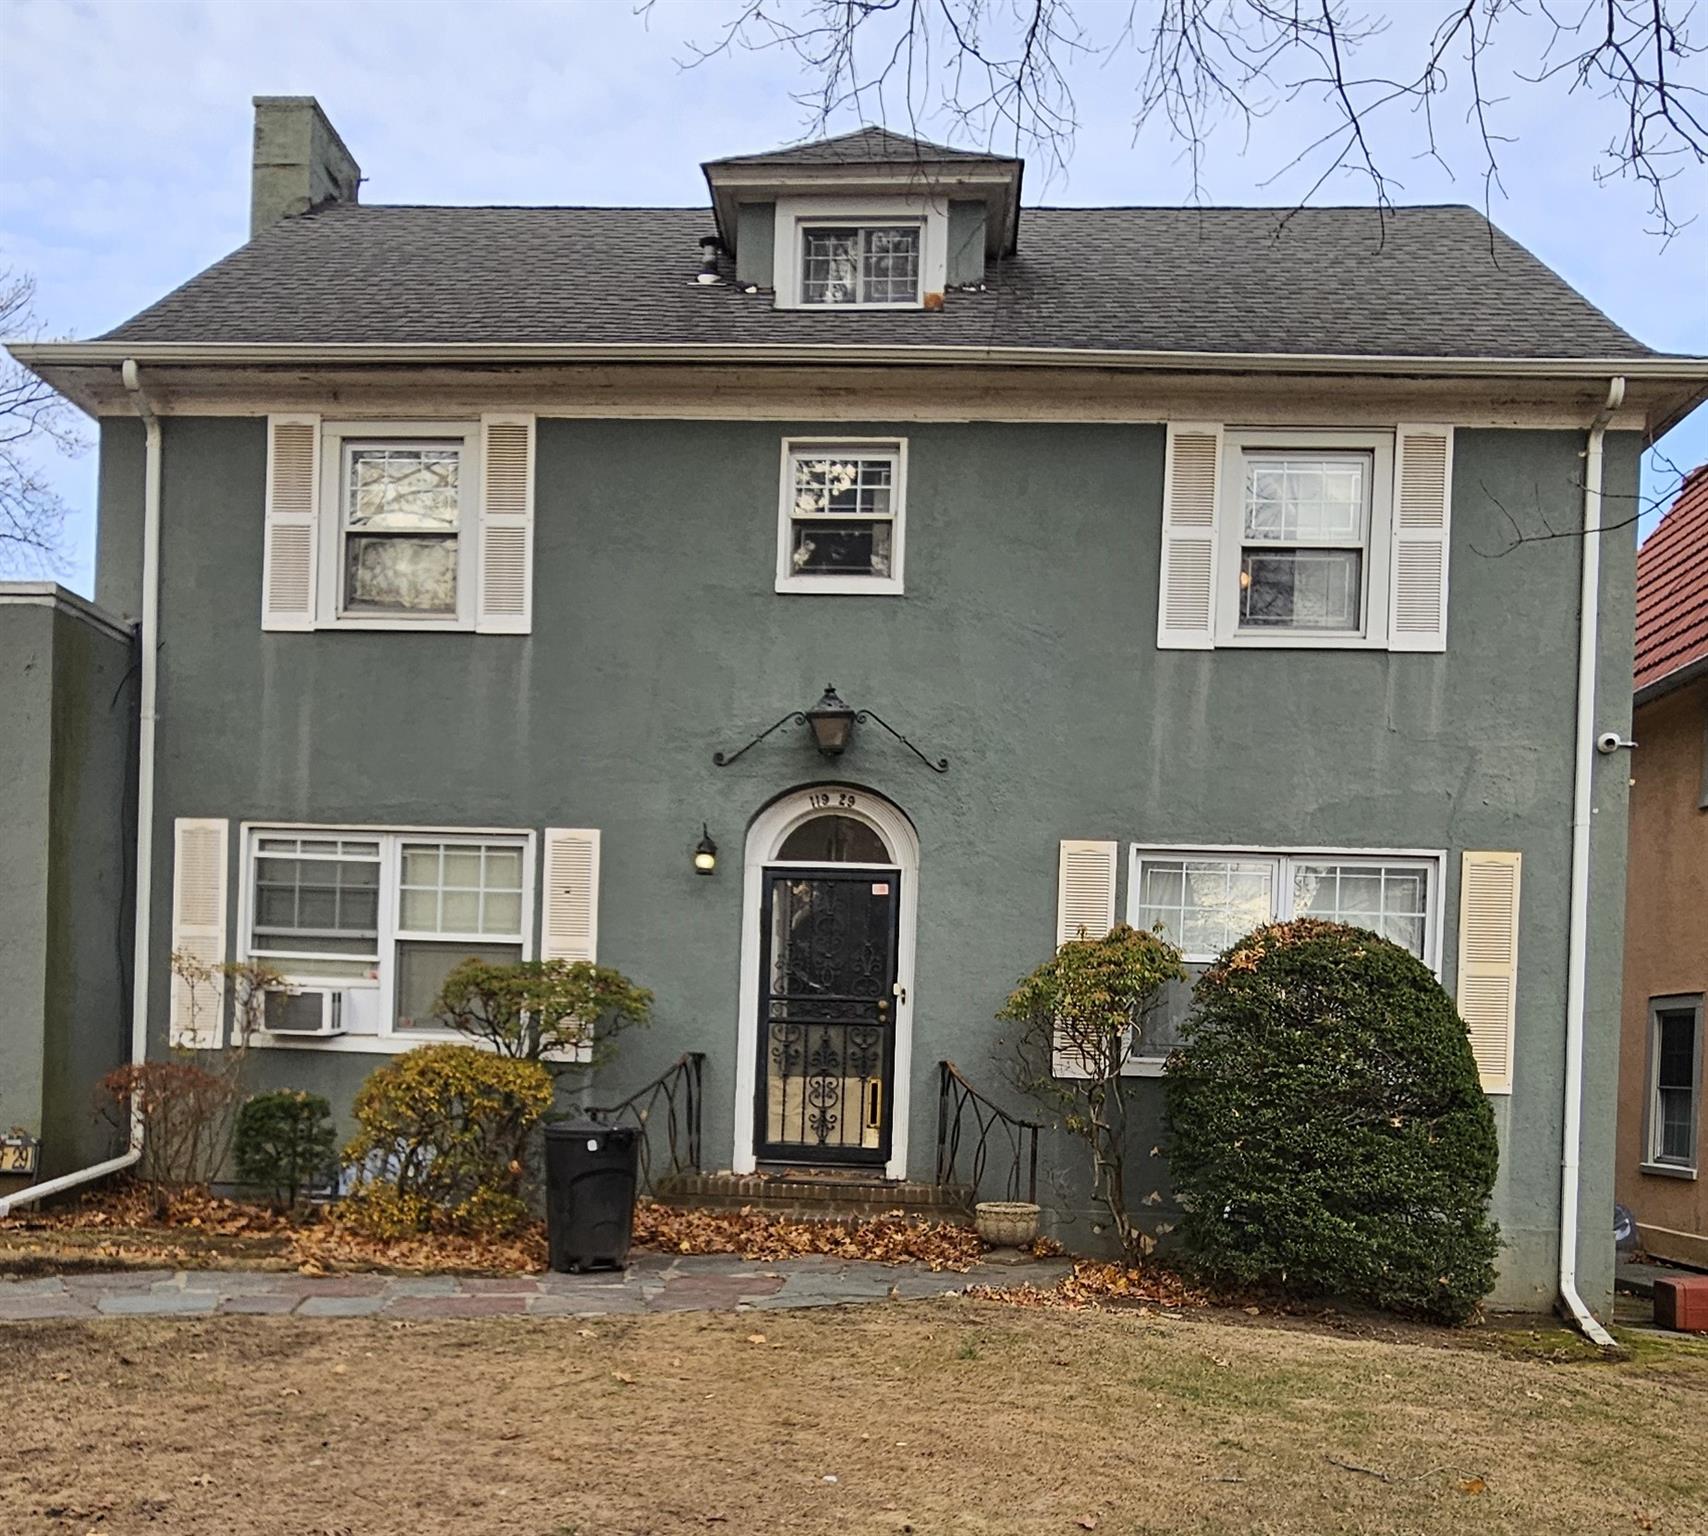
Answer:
[
  {"left": 654, "top": 0, "right": 1706, "bottom": 237},
  {"left": 0, "top": 269, "right": 83, "bottom": 576}
]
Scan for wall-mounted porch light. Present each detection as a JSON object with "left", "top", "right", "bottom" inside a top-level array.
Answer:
[
  {"left": 693, "top": 824, "right": 718, "bottom": 875},
  {"left": 803, "top": 685, "right": 856, "bottom": 757},
  {"left": 712, "top": 684, "right": 949, "bottom": 773}
]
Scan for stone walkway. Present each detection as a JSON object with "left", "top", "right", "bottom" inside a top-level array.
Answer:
[{"left": 0, "top": 1252, "right": 1073, "bottom": 1322}]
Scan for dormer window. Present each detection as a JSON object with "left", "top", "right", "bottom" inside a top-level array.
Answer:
[{"left": 800, "top": 223, "right": 922, "bottom": 306}]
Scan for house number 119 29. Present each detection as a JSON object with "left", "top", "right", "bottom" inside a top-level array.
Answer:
[{"left": 807, "top": 791, "right": 858, "bottom": 810}]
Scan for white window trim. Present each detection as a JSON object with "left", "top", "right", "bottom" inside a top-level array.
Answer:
[
  {"left": 1643, "top": 993, "right": 1703, "bottom": 1179},
  {"left": 775, "top": 436, "right": 908, "bottom": 595},
  {"left": 1215, "top": 428, "right": 1395, "bottom": 650},
  {"left": 237, "top": 821, "right": 536, "bottom": 1054},
  {"left": 315, "top": 420, "right": 481, "bottom": 632},
  {"left": 772, "top": 194, "right": 948, "bottom": 312},
  {"left": 1121, "top": 842, "right": 1445, "bottom": 1075}
]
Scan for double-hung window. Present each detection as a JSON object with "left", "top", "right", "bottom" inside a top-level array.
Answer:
[
  {"left": 799, "top": 223, "right": 922, "bottom": 306},
  {"left": 777, "top": 438, "right": 907, "bottom": 594},
  {"left": 241, "top": 825, "right": 534, "bottom": 1049},
  {"left": 1219, "top": 430, "right": 1393, "bottom": 644},
  {"left": 316, "top": 422, "right": 480, "bottom": 629},
  {"left": 1237, "top": 450, "right": 1372, "bottom": 632},
  {"left": 1125, "top": 846, "right": 1440, "bottom": 1069},
  {"left": 1646, "top": 996, "right": 1703, "bottom": 1175}
]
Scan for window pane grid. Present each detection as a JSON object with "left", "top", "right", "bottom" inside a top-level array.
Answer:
[
  {"left": 398, "top": 840, "right": 525, "bottom": 938},
  {"left": 1239, "top": 451, "right": 1370, "bottom": 632},
  {"left": 1292, "top": 863, "right": 1428, "bottom": 957},
  {"left": 251, "top": 842, "right": 382, "bottom": 959},
  {"left": 340, "top": 441, "right": 462, "bottom": 616},
  {"left": 1136, "top": 858, "right": 1275, "bottom": 959},
  {"left": 800, "top": 225, "right": 920, "bottom": 305},
  {"left": 788, "top": 450, "right": 899, "bottom": 579}
]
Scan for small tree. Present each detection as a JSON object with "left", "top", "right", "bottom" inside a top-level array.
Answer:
[
  {"left": 233, "top": 1090, "right": 338, "bottom": 1209},
  {"left": 342, "top": 1044, "right": 555, "bottom": 1237},
  {"left": 1165, "top": 918, "right": 1501, "bottom": 1323},
  {"left": 434, "top": 957, "right": 652, "bottom": 1067},
  {"left": 999, "top": 924, "right": 1185, "bottom": 1262}
]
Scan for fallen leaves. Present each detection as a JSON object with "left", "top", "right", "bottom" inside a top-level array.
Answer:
[
  {"left": 966, "top": 1259, "right": 1207, "bottom": 1312},
  {"left": 631, "top": 1202, "right": 986, "bottom": 1271}
]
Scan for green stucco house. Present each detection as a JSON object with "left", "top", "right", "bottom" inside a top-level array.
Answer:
[{"left": 5, "top": 96, "right": 1706, "bottom": 1322}]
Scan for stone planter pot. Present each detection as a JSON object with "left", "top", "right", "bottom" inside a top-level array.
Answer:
[{"left": 974, "top": 1200, "right": 1041, "bottom": 1249}]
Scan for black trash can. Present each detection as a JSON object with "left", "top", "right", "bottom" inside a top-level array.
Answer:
[{"left": 544, "top": 1120, "right": 640, "bottom": 1272}]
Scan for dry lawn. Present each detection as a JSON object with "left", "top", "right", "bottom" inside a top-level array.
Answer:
[{"left": 3, "top": 1301, "right": 1706, "bottom": 1536}]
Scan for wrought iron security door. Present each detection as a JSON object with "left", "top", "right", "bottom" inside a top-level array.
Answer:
[{"left": 756, "top": 866, "right": 901, "bottom": 1166}]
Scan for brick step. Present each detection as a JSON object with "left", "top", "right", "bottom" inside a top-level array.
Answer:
[{"left": 658, "top": 1171, "right": 974, "bottom": 1222}]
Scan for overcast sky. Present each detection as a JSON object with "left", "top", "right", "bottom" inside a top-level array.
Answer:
[{"left": 2, "top": 0, "right": 1703, "bottom": 591}]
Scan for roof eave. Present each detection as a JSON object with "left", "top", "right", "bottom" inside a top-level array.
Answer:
[{"left": 1635, "top": 651, "right": 1708, "bottom": 706}]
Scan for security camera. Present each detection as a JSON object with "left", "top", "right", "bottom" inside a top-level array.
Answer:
[{"left": 1596, "top": 731, "right": 1636, "bottom": 754}]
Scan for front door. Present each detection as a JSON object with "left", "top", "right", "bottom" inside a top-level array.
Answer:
[{"left": 755, "top": 866, "right": 901, "bottom": 1166}]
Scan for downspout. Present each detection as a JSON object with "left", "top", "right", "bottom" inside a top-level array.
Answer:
[
  {"left": 0, "top": 360, "right": 159, "bottom": 1218},
  {"left": 1558, "top": 374, "right": 1626, "bottom": 1348}
]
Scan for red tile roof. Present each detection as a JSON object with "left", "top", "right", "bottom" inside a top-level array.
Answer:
[{"left": 1635, "top": 464, "right": 1708, "bottom": 695}]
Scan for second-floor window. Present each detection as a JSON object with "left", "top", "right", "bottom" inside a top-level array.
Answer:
[
  {"left": 340, "top": 441, "right": 463, "bottom": 616},
  {"left": 315, "top": 421, "right": 480, "bottom": 630},
  {"left": 799, "top": 224, "right": 921, "bottom": 305},
  {"left": 1218, "top": 429, "right": 1394, "bottom": 645},
  {"left": 776, "top": 438, "right": 907, "bottom": 595}
]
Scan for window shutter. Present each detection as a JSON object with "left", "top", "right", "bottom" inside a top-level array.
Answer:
[
  {"left": 477, "top": 413, "right": 535, "bottom": 634},
  {"left": 1457, "top": 850, "right": 1520, "bottom": 1093},
  {"left": 262, "top": 414, "right": 320, "bottom": 631},
  {"left": 1388, "top": 424, "right": 1453, "bottom": 652},
  {"left": 1053, "top": 839, "right": 1119, "bottom": 1078},
  {"left": 169, "top": 818, "right": 229, "bottom": 1048},
  {"left": 542, "top": 828, "right": 599, "bottom": 963},
  {"left": 1157, "top": 422, "right": 1221, "bottom": 649}
]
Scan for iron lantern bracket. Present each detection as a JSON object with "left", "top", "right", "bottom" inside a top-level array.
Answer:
[{"left": 711, "top": 703, "right": 949, "bottom": 773}]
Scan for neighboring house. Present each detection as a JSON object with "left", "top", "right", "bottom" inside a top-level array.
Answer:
[
  {"left": 1618, "top": 465, "right": 1708, "bottom": 1268},
  {"left": 5, "top": 96, "right": 1707, "bottom": 1317}
]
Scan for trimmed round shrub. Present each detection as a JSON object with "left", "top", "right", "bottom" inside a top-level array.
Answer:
[
  {"left": 1164, "top": 918, "right": 1500, "bottom": 1323},
  {"left": 342, "top": 1044, "right": 554, "bottom": 1237},
  {"left": 233, "top": 1089, "right": 337, "bottom": 1207}
]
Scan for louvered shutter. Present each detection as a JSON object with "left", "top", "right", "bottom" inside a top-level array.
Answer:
[
  {"left": 261, "top": 415, "right": 320, "bottom": 631},
  {"left": 1388, "top": 425, "right": 1453, "bottom": 652},
  {"left": 542, "top": 828, "right": 599, "bottom": 963},
  {"left": 477, "top": 413, "right": 535, "bottom": 634},
  {"left": 1457, "top": 850, "right": 1520, "bottom": 1093},
  {"left": 1053, "top": 840, "right": 1119, "bottom": 1078},
  {"left": 169, "top": 818, "right": 229, "bottom": 1048},
  {"left": 1157, "top": 423, "right": 1222, "bottom": 649}
]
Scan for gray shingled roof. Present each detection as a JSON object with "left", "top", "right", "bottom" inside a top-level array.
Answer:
[
  {"left": 99, "top": 202, "right": 1653, "bottom": 359},
  {"left": 705, "top": 125, "right": 1007, "bottom": 166}
]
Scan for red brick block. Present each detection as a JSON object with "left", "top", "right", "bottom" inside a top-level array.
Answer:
[{"left": 1654, "top": 1276, "right": 1708, "bottom": 1332}]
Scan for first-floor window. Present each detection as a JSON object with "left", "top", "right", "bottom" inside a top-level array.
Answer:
[
  {"left": 1648, "top": 997, "right": 1702, "bottom": 1171},
  {"left": 244, "top": 826, "right": 532, "bottom": 1045},
  {"left": 1127, "top": 846, "right": 1440, "bottom": 1065}
]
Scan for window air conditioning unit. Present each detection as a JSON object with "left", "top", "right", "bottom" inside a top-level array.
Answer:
[{"left": 262, "top": 986, "right": 347, "bottom": 1037}]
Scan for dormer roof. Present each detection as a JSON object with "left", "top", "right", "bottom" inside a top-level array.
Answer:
[{"left": 703, "top": 126, "right": 1024, "bottom": 255}]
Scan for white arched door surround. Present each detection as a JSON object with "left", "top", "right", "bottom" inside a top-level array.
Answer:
[{"left": 732, "top": 784, "right": 920, "bottom": 1181}]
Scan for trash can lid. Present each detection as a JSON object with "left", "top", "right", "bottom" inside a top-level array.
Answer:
[{"left": 545, "top": 1119, "right": 639, "bottom": 1144}]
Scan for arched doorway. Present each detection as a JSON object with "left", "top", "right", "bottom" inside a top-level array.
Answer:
[{"left": 732, "top": 786, "right": 919, "bottom": 1180}]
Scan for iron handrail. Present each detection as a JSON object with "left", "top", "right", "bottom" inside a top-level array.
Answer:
[
  {"left": 586, "top": 1052, "right": 704, "bottom": 1195},
  {"left": 934, "top": 1059, "right": 1042, "bottom": 1205}
]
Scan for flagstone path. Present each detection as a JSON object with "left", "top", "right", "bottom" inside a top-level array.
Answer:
[{"left": 0, "top": 1252, "right": 1073, "bottom": 1322}]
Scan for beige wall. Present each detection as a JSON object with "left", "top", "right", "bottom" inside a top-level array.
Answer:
[{"left": 1617, "top": 676, "right": 1708, "bottom": 1266}]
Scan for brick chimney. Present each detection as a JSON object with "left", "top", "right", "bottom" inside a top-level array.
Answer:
[{"left": 250, "top": 96, "right": 361, "bottom": 237}]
